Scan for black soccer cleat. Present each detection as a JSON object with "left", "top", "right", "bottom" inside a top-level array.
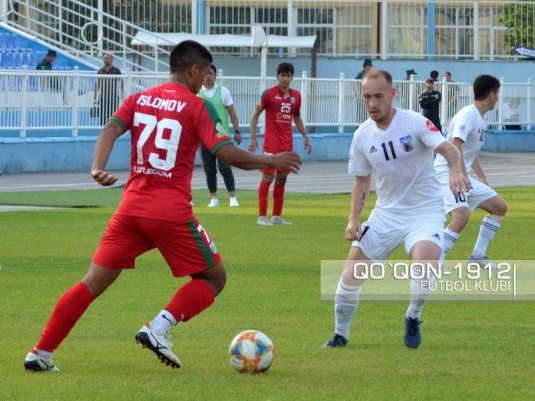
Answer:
[
  {"left": 404, "top": 317, "right": 422, "bottom": 348},
  {"left": 322, "top": 333, "right": 348, "bottom": 348}
]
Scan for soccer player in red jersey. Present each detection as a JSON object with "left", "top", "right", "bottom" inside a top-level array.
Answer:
[
  {"left": 248, "top": 63, "right": 312, "bottom": 225},
  {"left": 24, "top": 40, "right": 301, "bottom": 372}
]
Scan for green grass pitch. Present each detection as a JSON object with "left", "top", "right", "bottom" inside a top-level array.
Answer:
[{"left": 0, "top": 187, "right": 534, "bottom": 400}]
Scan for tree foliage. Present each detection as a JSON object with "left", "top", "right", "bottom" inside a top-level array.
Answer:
[{"left": 500, "top": 0, "right": 535, "bottom": 54}]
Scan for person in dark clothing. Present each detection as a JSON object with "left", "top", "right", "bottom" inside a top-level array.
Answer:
[
  {"left": 36, "top": 50, "right": 56, "bottom": 70},
  {"left": 94, "top": 53, "right": 123, "bottom": 126},
  {"left": 419, "top": 78, "right": 442, "bottom": 133}
]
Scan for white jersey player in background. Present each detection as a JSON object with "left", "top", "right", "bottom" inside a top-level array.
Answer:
[
  {"left": 434, "top": 75, "right": 507, "bottom": 266},
  {"left": 323, "top": 70, "right": 470, "bottom": 349}
]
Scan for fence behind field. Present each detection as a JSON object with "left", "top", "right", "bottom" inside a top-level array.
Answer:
[{"left": 0, "top": 68, "right": 533, "bottom": 138}]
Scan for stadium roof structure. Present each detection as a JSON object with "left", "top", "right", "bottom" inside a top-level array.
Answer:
[
  {"left": 131, "top": 32, "right": 317, "bottom": 50},
  {"left": 131, "top": 27, "right": 317, "bottom": 78}
]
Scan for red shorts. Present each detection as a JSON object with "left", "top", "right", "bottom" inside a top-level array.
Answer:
[
  {"left": 261, "top": 149, "right": 293, "bottom": 175},
  {"left": 92, "top": 213, "right": 221, "bottom": 277}
]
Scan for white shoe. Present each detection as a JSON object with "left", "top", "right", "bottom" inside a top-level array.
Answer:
[
  {"left": 257, "top": 216, "right": 273, "bottom": 226},
  {"left": 135, "top": 324, "right": 182, "bottom": 369},
  {"left": 207, "top": 198, "right": 219, "bottom": 208},
  {"left": 467, "top": 254, "right": 497, "bottom": 270},
  {"left": 271, "top": 216, "right": 292, "bottom": 225},
  {"left": 229, "top": 197, "right": 239, "bottom": 207},
  {"left": 24, "top": 351, "right": 60, "bottom": 372}
]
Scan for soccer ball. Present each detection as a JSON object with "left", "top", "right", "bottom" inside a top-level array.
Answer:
[{"left": 228, "top": 330, "right": 274, "bottom": 373}]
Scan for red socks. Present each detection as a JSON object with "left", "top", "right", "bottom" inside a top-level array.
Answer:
[
  {"left": 35, "top": 281, "right": 94, "bottom": 352},
  {"left": 164, "top": 279, "right": 215, "bottom": 323},
  {"left": 258, "top": 180, "right": 271, "bottom": 216},
  {"left": 272, "top": 182, "right": 285, "bottom": 216}
]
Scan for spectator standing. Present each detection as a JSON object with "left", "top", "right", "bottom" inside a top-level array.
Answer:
[
  {"left": 353, "top": 59, "right": 373, "bottom": 125},
  {"left": 443, "top": 71, "right": 460, "bottom": 120},
  {"left": 198, "top": 64, "right": 241, "bottom": 207},
  {"left": 36, "top": 49, "right": 56, "bottom": 71},
  {"left": 430, "top": 70, "right": 439, "bottom": 82},
  {"left": 502, "top": 98, "right": 521, "bottom": 130},
  {"left": 94, "top": 53, "right": 122, "bottom": 126},
  {"left": 405, "top": 69, "right": 417, "bottom": 80},
  {"left": 419, "top": 78, "right": 442, "bottom": 133},
  {"left": 355, "top": 59, "right": 373, "bottom": 80}
]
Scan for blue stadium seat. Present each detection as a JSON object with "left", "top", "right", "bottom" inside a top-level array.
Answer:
[{"left": 0, "top": 33, "right": 6, "bottom": 51}]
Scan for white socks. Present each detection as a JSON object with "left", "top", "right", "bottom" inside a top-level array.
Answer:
[
  {"left": 472, "top": 216, "right": 501, "bottom": 258},
  {"left": 440, "top": 229, "right": 459, "bottom": 262},
  {"left": 35, "top": 348, "right": 53, "bottom": 359},
  {"left": 149, "top": 309, "right": 177, "bottom": 336},
  {"left": 334, "top": 280, "right": 362, "bottom": 340},
  {"left": 406, "top": 273, "right": 436, "bottom": 320}
]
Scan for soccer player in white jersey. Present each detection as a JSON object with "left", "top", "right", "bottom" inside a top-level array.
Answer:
[
  {"left": 323, "top": 70, "right": 470, "bottom": 349},
  {"left": 434, "top": 75, "right": 507, "bottom": 266}
]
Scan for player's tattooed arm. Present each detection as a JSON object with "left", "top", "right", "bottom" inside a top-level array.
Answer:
[{"left": 346, "top": 175, "right": 371, "bottom": 241}]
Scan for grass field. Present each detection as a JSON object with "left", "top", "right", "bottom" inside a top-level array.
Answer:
[{"left": 1, "top": 187, "right": 534, "bottom": 401}]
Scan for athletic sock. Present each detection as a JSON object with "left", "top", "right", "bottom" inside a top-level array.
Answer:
[
  {"left": 149, "top": 309, "right": 178, "bottom": 336},
  {"left": 35, "top": 281, "right": 94, "bottom": 352},
  {"left": 472, "top": 216, "right": 501, "bottom": 258},
  {"left": 334, "top": 280, "right": 362, "bottom": 340},
  {"left": 272, "top": 182, "right": 285, "bottom": 217},
  {"left": 258, "top": 181, "right": 271, "bottom": 217},
  {"left": 406, "top": 274, "right": 436, "bottom": 320},
  {"left": 440, "top": 229, "right": 460, "bottom": 262},
  {"left": 163, "top": 279, "right": 215, "bottom": 325}
]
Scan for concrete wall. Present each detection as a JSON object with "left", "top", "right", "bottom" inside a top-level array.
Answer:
[
  {"left": 1, "top": 132, "right": 533, "bottom": 174},
  {"left": 205, "top": 56, "right": 533, "bottom": 84}
]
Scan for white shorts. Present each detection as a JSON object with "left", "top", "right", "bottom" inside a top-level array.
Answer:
[
  {"left": 440, "top": 176, "right": 497, "bottom": 215},
  {"left": 352, "top": 208, "right": 445, "bottom": 261}
]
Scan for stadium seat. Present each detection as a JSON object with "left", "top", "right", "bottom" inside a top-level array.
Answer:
[{"left": 0, "top": 33, "right": 6, "bottom": 51}]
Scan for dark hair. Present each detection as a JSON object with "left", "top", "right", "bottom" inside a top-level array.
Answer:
[
  {"left": 169, "top": 40, "right": 212, "bottom": 74},
  {"left": 209, "top": 64, "right": 216, "bottom": 73},
  {"left": 425, "top": 78, "right": 434, "bottom": 84},
  {"left": 277, "top": 62, "right": 294, "bottom": 76},
  {"left": 444, "top": 71, "right": 452, "bottom": 78},
  {"left": 473, "top": 74, "right": 500, "bottom": 101},
  {"left": 430, "top": 70, "right": 438, "bottom": 79},
  {"left": 362, "top": 69, "right": 393, "bottom": 88}
]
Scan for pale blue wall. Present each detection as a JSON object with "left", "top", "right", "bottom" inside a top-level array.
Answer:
[
  {"left": 1, "top": 132, "right": 533, "bottom": 173},
  {"left": 210, "top": 56, "right": 534, "bottom": 84}
]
